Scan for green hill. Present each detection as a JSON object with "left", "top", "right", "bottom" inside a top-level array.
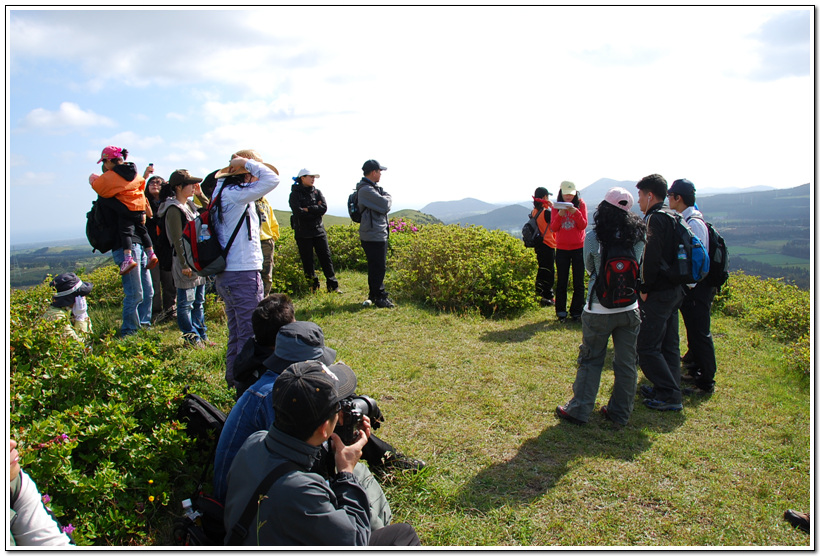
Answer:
[{"left": 390, "top": 209, "right": 443, "bottom": 225}]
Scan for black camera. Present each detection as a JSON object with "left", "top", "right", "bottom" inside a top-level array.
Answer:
[{"left": 334, "top": 395, "right": 383, "bottom": 445}]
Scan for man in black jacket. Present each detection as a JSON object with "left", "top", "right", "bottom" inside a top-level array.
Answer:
[{"left": 635, "top": 174, "right": 685, "bottom": 412}]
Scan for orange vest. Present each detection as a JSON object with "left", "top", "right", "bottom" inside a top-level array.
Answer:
[{"left": 532, "top": 207, "right": 557, "bottom": 248}]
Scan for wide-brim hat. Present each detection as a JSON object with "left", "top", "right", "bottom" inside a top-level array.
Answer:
[
  {"left": 215, "top": 149, "right": 278, "bottom": 179},
  {"left": 50, "top": 273, "right": 93, "bottom": 308},
  {"left": 262, "top": 321, "right": 337, "bottom": 375}
]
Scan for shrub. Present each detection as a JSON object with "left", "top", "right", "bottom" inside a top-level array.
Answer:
[
  {"left": 389, "top": 224, "right": 537, "bottom": 316},
  {"left": 270, "top": 227, "right": 312, "bottom": 296},
  {"left": 326, "top": 224, "right": 367, "bottom": 271},
  {"left": 784, "top": 332, "right": 810, "bottom": 376}
]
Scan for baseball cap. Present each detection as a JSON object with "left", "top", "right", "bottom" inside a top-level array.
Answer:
[
  {"left": 603, "top": 187, "right": 634, "bottom": 211},
  {"left": 362, "top": 159, "right": 387, "bottom": 173},
  {"left": 273, "top": 360, "right": 357, "bottom": 432},
  {"left": 168, "top": 169, "right": 203, "bottom": 188},
  {"left": 560, "top": 181, "right": 577, "bottom": 196},
  {"left": 297, "top": 168, "right": 320, "bottom": 178},
  {"left": 97, "top": 146, "right": 125, "bottom": 164},
  {"left": 669, "top": 179, "right": 696, "bottom": 197}
]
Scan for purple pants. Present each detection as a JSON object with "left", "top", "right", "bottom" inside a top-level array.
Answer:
[{"left": 215, "top": 270, "right": 262, "bottom": 388}]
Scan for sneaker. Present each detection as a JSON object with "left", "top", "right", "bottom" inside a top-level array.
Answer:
[
  {"left": 362, "top": 299, "right": 374, "bottom": 307},
  {"left": 555, "top": 405, "right": 585, "bottom": 425},
  {"left": 539, "top": 297, "right": 555, "bottom": 307},
  {"left": 145, "top": 253, "right": 159, "bottom": 270},
  {"left": 374, "top": 297, "right": 396, "bottom": 309},
  {"left": 784, "top": 510, "right": 810, "bottom": 534},
  {"left": 329, "top": 288, "right": 344, "bottom": 294},
  {"left": 639, "top": 385, "right": 655, "bottom": 398},
  {"left": 381, "top": 451, "right": 426, "bottom": 473},
  {"left": 119, "top": 256, "right": 138, "bottom": 275},
  {"left": 643, "top": 398, "right": 683, "bottom": 412}
]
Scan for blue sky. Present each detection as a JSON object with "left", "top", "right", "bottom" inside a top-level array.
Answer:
[{"left": 7, "top": 6, "right": 813, "bottom": 244}]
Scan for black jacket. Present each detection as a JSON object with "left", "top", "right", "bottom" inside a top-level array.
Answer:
[
  {"left": 233, "top": 337, "right": 275, "bottom": 399},
  {"left": 289, "top": 184, "right": 328, "bottom": 238},
  {"left": 640, "top": 202, "right": 681, "bottom": 293}
]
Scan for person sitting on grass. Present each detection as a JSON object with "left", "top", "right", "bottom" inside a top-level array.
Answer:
[
  {"left": 45, "top": 273, "right": 93, "bottom": 344},
  {"left": 222, "top": 361, "right": 421, "bottom": 546}
]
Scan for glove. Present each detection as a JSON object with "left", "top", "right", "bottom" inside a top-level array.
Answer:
[{"left": 72, "top": 296, "right": 89, "bottom": 321}]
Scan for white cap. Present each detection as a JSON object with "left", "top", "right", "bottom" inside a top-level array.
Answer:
[{"left": 297, "top": 168, "right": 320, "bottom": 178}]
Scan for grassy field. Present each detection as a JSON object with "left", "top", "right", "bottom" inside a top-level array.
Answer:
[{"left": 98, "top": 268, "right": 810, "bottom": 547}]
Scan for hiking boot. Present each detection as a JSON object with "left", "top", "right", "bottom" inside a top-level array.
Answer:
[
  {"left": 539, "top": 297, "right": 555, "bottom": 307},
  {"left": 381, "top": 452, "right": 426, "bottom": 473},
  {"left": 145, "top": 252, "right": 159, "bottom": 270},
  {"left": 555, "top": 405, "right": 585, "bottom": 425},
  {"left": 600, "top": 405, "right": 624, "bottom": 429},
  {"left": 643, "top": 399, "right": 683, "bottom": 412},
  {"left": 784, "top": 510, "right": 810, "bottom": 534},
  {"left": 683, "top": 384, "right": 714, "bottom": 396},
  {"left": 374, "top": 297, "right": 395, "bottom": 309},
  {"left": 639, "top": 385, "right": 655, "bottom": 398},
  {"left": 119, "top": 256, "right": 138, "bottom": 275}
]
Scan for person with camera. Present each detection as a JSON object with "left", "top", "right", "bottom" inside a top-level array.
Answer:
[
  {"left": 222, "top": 361, "right": 421, "bottom": 546},
  {"left": 214, "top": 312, "right": 424, "bottom": 514}
]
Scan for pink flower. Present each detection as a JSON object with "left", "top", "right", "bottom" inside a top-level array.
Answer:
[
  {"left": 61, "top": 524, "right": 75, "bottom": 535},
  {"left": 42, "top": 494, "right": 51, "bottom": 504}
]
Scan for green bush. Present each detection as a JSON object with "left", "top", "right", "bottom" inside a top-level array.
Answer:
[
  {"left": 270, "top": 227, "right": 312, "bottom": 296},
  {"left": 389, "top": 224, "right": 537, "bottom": 316},
  {"left": 326, "top": 224, "right": 367, "bottom": 271},
  {"left": 783, "top": 332, "right": 810, "bottom": 376}
]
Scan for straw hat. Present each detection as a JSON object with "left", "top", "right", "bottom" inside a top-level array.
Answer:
[{"left": 215, "top": 149, "right": 279, "bottom": 179}]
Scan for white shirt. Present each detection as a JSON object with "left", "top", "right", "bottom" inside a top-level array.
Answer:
[{"left": 214, "top": 159, "right": 280, "bottom": 272}]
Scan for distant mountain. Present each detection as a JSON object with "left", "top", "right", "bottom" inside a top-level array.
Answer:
[
  {"left": 696, "top": 183, "right": 809, "bottom": 222},
  {"left": 450, "top": 204, "right": 531, "bottom": 234},
  {"left": 579, "top": 178, "right": 638, "bottom": 207},
  {"left": 421, "top": 198, "right": 504, "bottom": 223}
]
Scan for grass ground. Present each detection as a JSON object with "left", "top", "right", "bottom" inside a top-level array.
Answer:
[{"left": 109, "top": 269, "right": 810, "bottom": 546}]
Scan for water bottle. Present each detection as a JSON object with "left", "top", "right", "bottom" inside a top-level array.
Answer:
[
  {"left": 181, "top": 498, "right": 202, "bottom": 525},
  {"left": 199, "top": 224, "right": 210, "bottom": 242},
  {"left": 677, "top": 244, "right": 688, "bottom": 276}
]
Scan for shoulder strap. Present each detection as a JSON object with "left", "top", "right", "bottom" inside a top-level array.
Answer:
[
  {"left": 222, "top": 206, "right": 250, "bottom": 255},
  {"left": 225, "top": 461, "right": 300, "bottom": 545}
]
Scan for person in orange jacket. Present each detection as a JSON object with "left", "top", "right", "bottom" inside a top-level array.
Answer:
[
  {"left": 89, "top": 146, "right": 159, "bottom": 274},
  {"left": 531, "top": 187, "right": 557, "bottom": 307}
]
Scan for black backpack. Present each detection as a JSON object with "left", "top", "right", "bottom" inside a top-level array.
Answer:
[
  {"left": 688, "top": 216, "right": 729, "bottom": 289},
  {"left": 591, "top": 241, "right": 640, "bottom": 309},
  {"left": 522, "top": 209, "right": 544, "bottom": 248},
  {"left": 86, "top": 197, "right": 119, "bottom": 253},
  {"left": 347, "top": 189, "right": 362, "bottom": 223}
]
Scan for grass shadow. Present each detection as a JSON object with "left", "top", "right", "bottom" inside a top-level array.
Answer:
[{"left": 457, "top": 410, "right": 685, "bottom": 511}]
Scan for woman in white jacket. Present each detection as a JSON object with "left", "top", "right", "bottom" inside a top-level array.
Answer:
[{"left": 211, "top": 150, "right": 280, "bottom": 389}]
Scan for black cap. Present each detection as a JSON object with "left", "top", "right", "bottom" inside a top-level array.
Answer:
[
  {"left": 273, "top": 361, "right": 357, "bottom": 432},
  {"left": 50, "top": 273, "right": 93, "bottom": 308},
  {"left": 168, "top": 169, "right": 202, "bottom": 188},
  {"left": 669, "top": 178, "right": 696, "bottom": 197},
  {"left": 362, "top": 159, "right": 387, "bottom": 174}
]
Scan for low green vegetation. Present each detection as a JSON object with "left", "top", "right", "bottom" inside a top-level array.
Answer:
[{"left": 8, "top": 221, "right": 810, "bottom": 546}]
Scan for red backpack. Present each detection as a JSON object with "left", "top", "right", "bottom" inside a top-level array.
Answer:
[{"left": 591, "top": 241, "right": 640, "bottom": 309}]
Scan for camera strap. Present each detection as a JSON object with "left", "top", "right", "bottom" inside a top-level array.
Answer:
[{"left": 225, "top": 461, "right": 300, "bottom": 545}]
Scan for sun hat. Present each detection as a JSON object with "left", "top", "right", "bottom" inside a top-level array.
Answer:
[
  {"left": 603, "top": 187, "right": 634, "bottom": 212},
  {"left": 560, "top": 181, "right": 577, "bottom": 196},
  {"left": 263, "top": 321, "right": 337, "bottom": 375},
  {"left": 272, "top": 360, "right": 357, "bottom": 432},
  {"left": 297, "top": 168, "right": 320, "bottom": 179},
  {"left": 97, "top": 146, "right": 126, "bottom": 164},
  {"left": 362, "top": 159, "right": 387, "bottom": 173},
  {"left": 168, "top": 169, "right": 203, "bottom": 188},
  {"left": 50, "top": 273, "right": 93, "bottom": 308},
  {"left": 215, "top": 149, "right": 279, "bottom": 179}
]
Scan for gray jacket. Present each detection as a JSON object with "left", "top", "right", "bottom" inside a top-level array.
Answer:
[
  {"left": 157, "top": 197, "right": 206, "bottom": 291},
  {"left": 356, "top": 178, "right": 392, "bottom": 242},
  {"left": 223, "top": 426, "right": 371, "bottom": 546}
]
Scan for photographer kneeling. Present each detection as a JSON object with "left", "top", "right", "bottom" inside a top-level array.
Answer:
[{"left": 223, "top": 361, "right": 421, "bottom": 546}]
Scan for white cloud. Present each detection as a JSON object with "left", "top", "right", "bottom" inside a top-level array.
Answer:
[
  {"left": 20, "top": 102, "right": 115, "bottom": 132},
  {"left": 17, "top": 171, "right": 58, "bottom": 186}
]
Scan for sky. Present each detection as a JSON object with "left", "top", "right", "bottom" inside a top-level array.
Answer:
[{"left": 6, "top": 6, "right": 814, "bottom": 244}]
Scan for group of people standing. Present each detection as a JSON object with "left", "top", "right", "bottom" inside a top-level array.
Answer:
[{"left": 542, "top": 175, "right": 719, "bottom": 428}]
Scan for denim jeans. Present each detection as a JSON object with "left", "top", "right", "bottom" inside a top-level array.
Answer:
[
  {"left": 112, "top": 244, "right": 153, "bottom": 336},
  {"left": 216, "top": 270, "right": 263, "bottom": 388},
  {"left": 563, "top": 308, "right": 641, "bottom": 424},
  {"left": 177, "top": 285, "right": 207, "bottom": 343}
]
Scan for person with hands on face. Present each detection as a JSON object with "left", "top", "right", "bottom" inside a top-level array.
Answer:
[
  {"left": 157, "top": 170, "right": 213, "bottom": 347},
  {"left": 222, "top": 361, "right": 420, "bottom": 546}
]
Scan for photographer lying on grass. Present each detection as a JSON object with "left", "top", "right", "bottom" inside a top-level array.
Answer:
[{"left": 223, "top": 361, "right": 421, "bottom": 546}]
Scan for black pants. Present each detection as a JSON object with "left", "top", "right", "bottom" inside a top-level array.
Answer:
[
  {"left": 98, "top": 196, "right": 152, "bottom": 253},
  {"left": 679, "top": 282, "right": 717, "bottom": 390},
  {"left": 534, "top": 243, "right": 555, "bottom": 301},
  {"left": 369, "top": 523, "right": 422, "bottom": 546},
  {"left": 296, "top": 235, "right": 338, "bottom": 291},
  {"left": 361, "top": 240, "right": 388, "bottom": 301},
  {"left": 555, "top": 248, "right": 585, "bottom": 317},
  {"left": 637, "top": 286, "right": 685, "bottom": 404}
]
